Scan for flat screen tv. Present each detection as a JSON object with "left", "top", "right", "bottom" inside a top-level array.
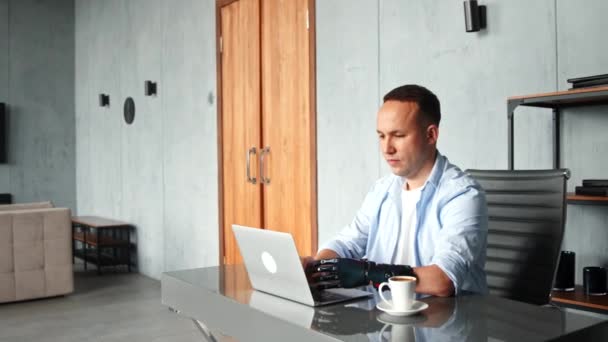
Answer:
[{"left": 0, "top": 102, "right": 6, "bottom": 163}]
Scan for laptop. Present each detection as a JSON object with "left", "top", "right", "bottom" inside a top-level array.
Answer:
[{"left": 232, "top": 224, "right": 372, "bottom": 306}]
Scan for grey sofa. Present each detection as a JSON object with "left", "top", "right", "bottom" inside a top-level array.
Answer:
[{"left": 0, "top": 202, "right": 73, "bottom": 303}]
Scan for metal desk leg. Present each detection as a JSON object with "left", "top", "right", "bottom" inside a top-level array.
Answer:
[{"left": 192, "top": 319, "right": 218, "bottom": 342}]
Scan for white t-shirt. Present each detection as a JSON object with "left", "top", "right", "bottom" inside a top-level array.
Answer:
[{"left": 393, "top": 185, "right": 422, "bottom": 266}]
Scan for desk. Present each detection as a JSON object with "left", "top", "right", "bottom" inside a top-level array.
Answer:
[{"left": 162, "top": 265, "right": 607, "bottom": 341}]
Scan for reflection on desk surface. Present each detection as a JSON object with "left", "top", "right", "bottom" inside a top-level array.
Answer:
[{"left": 163, "top": 265, "right": 607, "bottom": 342}]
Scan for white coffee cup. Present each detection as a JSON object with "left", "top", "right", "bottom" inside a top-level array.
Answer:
[
  {"left": 379, "top": 323, "right": 415, "bottom": 342},
  {"left": 379, "top": 276, "right": 416, "bottom": 311}
]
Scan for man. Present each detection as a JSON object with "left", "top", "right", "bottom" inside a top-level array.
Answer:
[{"left": 306, "top": 84, "right": 488, "bottom": 296}]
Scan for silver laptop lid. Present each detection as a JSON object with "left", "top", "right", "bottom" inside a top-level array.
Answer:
[{"left": 232, "top": 225, "right": 315, "bottom": 306}]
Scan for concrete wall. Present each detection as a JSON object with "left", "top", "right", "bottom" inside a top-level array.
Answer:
[
  {"left": 74, "top": 0, "right": 608, "bottom": 282},
  {"left": 316, "top": 0, "right": 607, "bottom": 284},
  {"left": 0, "top": 1, "right": 8, "bottom": 189},
  {"left": 75, "top": 0, "right": 217, "bottom": 278},
  {"left": 557, "top": 0, "right": 608, "bottom": 283},
  {"left": 317, "top": 0, "right": 556, "bottom": 243},
  {"left": 0, "top": 0, "right": 75, "bottom": 210}
]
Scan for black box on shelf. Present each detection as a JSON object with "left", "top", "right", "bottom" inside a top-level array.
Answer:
[{"left": 575, "top": 186, "right": 608, "bottom": 197}]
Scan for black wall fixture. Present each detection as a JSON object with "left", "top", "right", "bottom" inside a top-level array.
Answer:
[
  {"left": 145, "top": 81, "right": 157, "bottom": 96},
  {"left": 464, "top": 0, "right": 486, "bottom": 32},
  {"left": 99, "top": 94, "right": 110, "bottom": 107},
  {"left": 0, "top": 103, "right": 7, "bottom": 163},
  {"left": 124, "top": 97, "right": 135, "bottom": 124}
]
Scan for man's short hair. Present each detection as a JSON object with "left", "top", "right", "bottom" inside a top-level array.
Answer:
[{"left": 383, "top": 84, "right": 441, "bottom": 127}]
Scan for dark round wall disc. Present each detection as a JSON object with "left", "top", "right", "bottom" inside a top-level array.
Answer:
[{"left": 124, "top": 97, "right": 135, "bottom": 124}]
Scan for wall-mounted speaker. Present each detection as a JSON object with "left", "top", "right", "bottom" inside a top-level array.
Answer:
[
  {"left": 0, "top": 103, "right": 6, "bottom": 163},
  {"left": 464, "top": 0, "right": 487, "bottom": 32},
  {"left": 145, "top": 81, "right": 157, "bottom": 96},
  {"left": 99, "top": 94, "right": 110, "bottom": 107}
]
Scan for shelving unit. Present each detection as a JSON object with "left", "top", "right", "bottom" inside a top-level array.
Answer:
[
  {"left": 72, "top": 216, "right": 133, "bottom": 275},
  {"left": 507, "top": 86, "right": 608, "bottom": 170},
  {"left": 552, "top": 286, "right": 608, "bottom": 313},
  {"left": 508, "top": 87, "right": 608, "bottom": 312},
  {"left": 566, "top": 193, "right": 608, "bottom": 205}
]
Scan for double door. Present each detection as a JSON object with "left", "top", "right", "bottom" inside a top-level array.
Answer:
[{"left": 218, "top": 0, "right": 317, "bottom": 265}]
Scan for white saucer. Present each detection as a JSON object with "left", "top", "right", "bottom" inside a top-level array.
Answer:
[
  {"left": 377, "top": 312, "right": 427, "bottom": 325},
  {"left": 376, "top": 300, "right": 429, "bottom": 317}
]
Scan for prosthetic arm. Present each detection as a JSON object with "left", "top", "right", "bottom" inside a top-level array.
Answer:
[{"left": 306, "top": 258, "right": 416, "bottom": 289}]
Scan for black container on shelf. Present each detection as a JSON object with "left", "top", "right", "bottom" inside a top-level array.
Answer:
[
  {"left": 554, "top": 251, "right": 576, "bottom": 291},
  {"left": 583, "top": 266, "right": 607, "bottom": 296}
]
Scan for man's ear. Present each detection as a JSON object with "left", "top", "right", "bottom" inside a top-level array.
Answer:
[{"left": 426, "top": 124, "right": 439, "bottom": 144}]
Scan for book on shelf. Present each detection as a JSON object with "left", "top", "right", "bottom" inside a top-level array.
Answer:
[
  {"left": 567, "top": 74, "right": 608, "bottom": 90},
  {"left": 575, "top": 186, "right": 608, "bottom": 197},
  {"left": 582, "top": 179, "right": 608, "bottom": 187}
]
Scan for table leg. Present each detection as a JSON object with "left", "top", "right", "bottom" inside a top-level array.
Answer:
[
  {"left": 97, "top": 228, "right": 101, "bottom": 275},
  {"left": 83, "top": 227, "right": 88, "bottom": 271},
  {"left": 72, "top": 223, "right": 75, "bottom": 264},
  {"left": 127, "top": 227, "right": 131, "bottom": 272},
  {"left": 112, "top": 228, "right": 117, "bottom": 266}
]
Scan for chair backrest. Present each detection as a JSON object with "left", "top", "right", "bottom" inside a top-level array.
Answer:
[{"left": 466, "top": 169, "right": 569, "bottom": 305}]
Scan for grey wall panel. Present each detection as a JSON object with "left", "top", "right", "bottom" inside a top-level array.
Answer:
[
  {"left": 316, "top": 0, "right": 381, "bottom": 246},
  {"left": 0, "top": 0, "right": 8, "bottom": 192},
  {"left": 86, "top": 0, "right": 123, "bottom": 216},
  {"left": 8, "top": 0, "right": 75, "bottom": 209},
  {"left": 563, "top": 206, "right": 608, "bottom": 284},
  {"left": 557, "top": 0, "right": 608, "bottom": 280},
  {"left": 556, "top": 0, "right": 608, "bottom": 90},
  {"left": 120, "top": 0, "right": 164, "bottom": 278},
  {"left": 75, "top": 0, "right": 92, "bottom": 214},
  {"left": 161, "top": 0, "right": 218, "bottom": 271},
  {"left": 379, "top": 0, "right": 555, "bottom": 171}
]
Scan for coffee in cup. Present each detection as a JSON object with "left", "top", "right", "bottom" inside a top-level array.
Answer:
[{"left": 379, "top": 276, "right": 417, "bottom": 311}]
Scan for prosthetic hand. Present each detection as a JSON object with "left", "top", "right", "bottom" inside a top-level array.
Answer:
[
  {"left": 312, "top": 306, "right": 384, "bottom": 335},
  {"left": 306, "top": 258, "right": 416, "bottom": 289}
]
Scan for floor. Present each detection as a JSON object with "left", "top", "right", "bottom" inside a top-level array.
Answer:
[{"left": 0, "top": 263, "right": 202, "bottom": 342}]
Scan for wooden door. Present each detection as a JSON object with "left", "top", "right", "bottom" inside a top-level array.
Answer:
[
  {"left": 261, "top": 0, "right": 317, "bottom": 256},
  {"left": 219, "top": 0, "right": 263, "bottom": 265}
]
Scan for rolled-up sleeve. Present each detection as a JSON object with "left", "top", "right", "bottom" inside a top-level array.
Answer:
[{"left": 432, "top": 185, "right": 488, "bottom": 294}]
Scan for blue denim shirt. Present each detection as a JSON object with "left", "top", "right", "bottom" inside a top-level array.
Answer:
[{"left": 320, "top": 152, "right": 488, "bottom": 294}]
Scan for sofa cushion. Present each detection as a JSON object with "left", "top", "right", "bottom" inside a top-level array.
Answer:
[
  {"left": 0, "top": 273, "right": 15, "bottom": 302},
  {"left": 0, "top": 207, "right": 73, "bottom": 303},
  {"left": 0, "top": 214, "right": 12, "bottom": 273},
  {"left": 15, "top": 269, "right": 45, "bottom": 300},
  {"left": 0, "top": 201, "right": 54, "bottom": 212}
]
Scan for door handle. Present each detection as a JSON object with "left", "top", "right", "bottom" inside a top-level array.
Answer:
[
  {"left": 246, "top": 147, "right": 257, "bottom": 184},
  {"left": 259, "top": 146, "right": 271, "bottom": 185}
]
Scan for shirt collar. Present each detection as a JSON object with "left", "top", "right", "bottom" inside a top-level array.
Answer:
[{"left": 388, "top": 150, "right": 445, "bottom": 202}]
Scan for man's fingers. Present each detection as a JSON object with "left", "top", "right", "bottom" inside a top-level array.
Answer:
[
  {"left": 316, "top": 264, "right": 337, "bottom": 272},
  {"left": 308, "top": 271, "right": 338, "bottom": 281},
  {"left": 310, "top": 280, "right": 341, "bottom": 290},
  {"left": 316, "top": 274, "right": 339, "bottom": 282},
  {"left": 308, "top": 258, "right": 339, "bottom": 269}
]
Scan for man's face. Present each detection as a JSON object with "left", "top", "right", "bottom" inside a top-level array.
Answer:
[{"left": 376, "top": 100, "right": 437, "bottom": 178}]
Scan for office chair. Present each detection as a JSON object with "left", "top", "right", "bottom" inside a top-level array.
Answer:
[{"left": 466, "top": 169, "right": 569, "bottom": 305}]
